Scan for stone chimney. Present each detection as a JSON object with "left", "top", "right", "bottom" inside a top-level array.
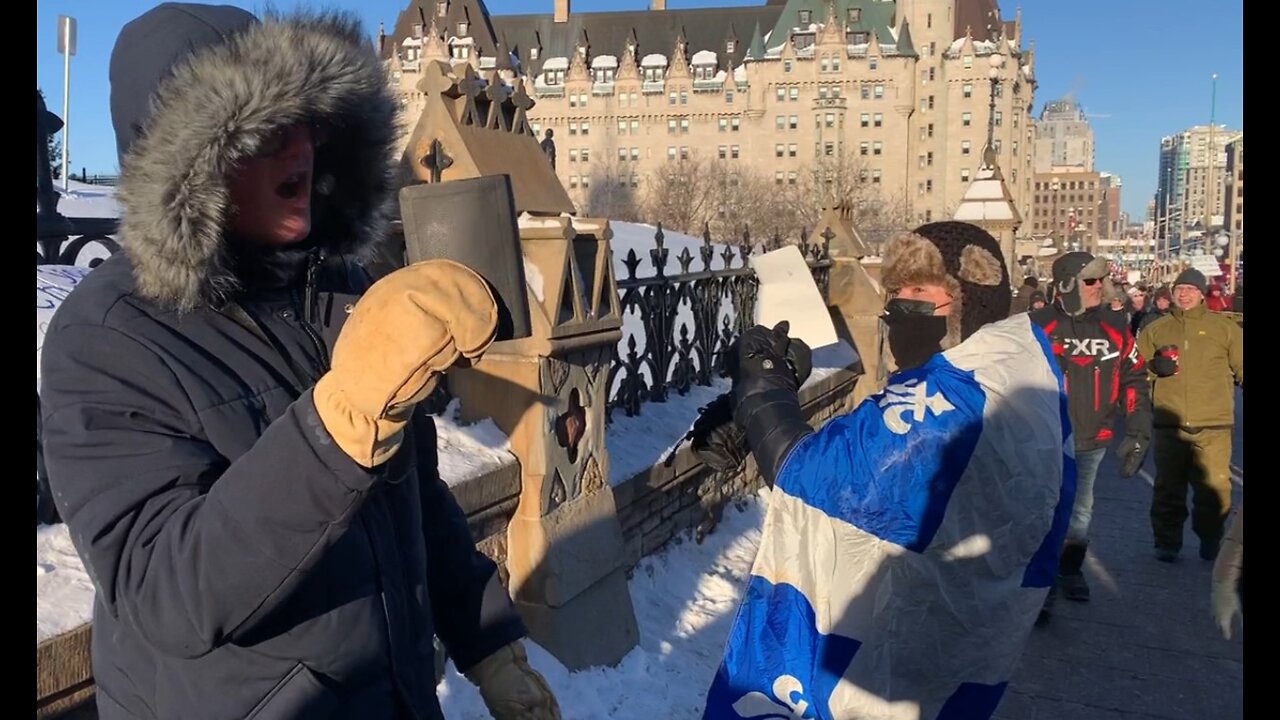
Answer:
[
  {"left": 651, "top": 0, "right": 666, "bottom": 9},
  {"left": 555, "top": 0, "right": 569, "bottom": 23}
]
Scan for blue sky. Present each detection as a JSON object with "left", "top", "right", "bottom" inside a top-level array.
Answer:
[{"left": 37, "top": 0, "right": 1241, "bottom": 220}]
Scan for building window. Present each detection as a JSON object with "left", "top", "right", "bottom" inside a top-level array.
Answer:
[
  {"left": 669, "top": 91, "right": 678, "bottom": 105},
  {"left": 833, "top": 57, "right": 841, "bottom": 71},
  {"left": 961, "top": 168, "right": 971, "bottom": 182},
  {"left": 861, "top": 86, "right": 870, "bottom": 100},
  {"left": 788, "top": 143, "right": 797, "bottom": 157},
  {"left": 719, "top": 146, "right": 727, "bottom": 160},
  {"left": 731, "top": 145, "right": 740, "bottom": 159},
  {"left": 927, "top": 151, "right": 933, "bottom": 166},
  {"left": 776, "top": 144, "right": 785, "bottom": 158},
  {"left": 784, "top": 60, "right": 793, "bottom": 73},
  {"left": 668, "top": 119, "right": 677, "bottom": 134},
  {"left": 860, "top": 141, "right": 869, "bottom": 156},
  {"left": 927, "top": 13, "right": 932, "bottom": 28},
  {"left": 790, "top": 87, "right": 799, "bottom": 102},
  {"left": 861, "top": 113, "right": 870, "bottom": 128},
  {"left": 926, "top": 179, "right": 933, "bottom": 192},
  {"left": 680, "top": 146, "right": 689, "bottom": 160},
  {"left": 824, "top": 142, "right": 835, "bottom": 157},
  {"left": 963, "top": 55, "right": 973, "bottom": 69},
  {"left": 928, "top": 95, "right": 935, "bottom": 110},
  {"left": 874, "top": 84, "right": 884, "bottom": 98},
  {"left": 928, "top": 123, "right": 934, "bottom": 137},
  {"left": 963, "top": 83, "right": 972, "bottom": 98},
  {"left": 799, "top": 10, "right": 812, "bottom": 23},
  {"left": 570, "top": 175, "right": 579, "bottom": 188},
  {"left": 822, "top": 57, "right": 830, "bottom": 73},
  {"left": 725, "top": 90, "right": 734, "bottom": 103},
  {"left": 581, "top": 174, "right": 590, "bottom": 188},
  {"left": 775, "top": 171, "right": 785, "bottom": 185},
  {"left": 617, "top": 119, "right": 627, "bottom": 135},
  {"left": 731, "top": 118, "right": 740, "bottom": 131},
  {"left": 919, "top": 126, "right": 927, "bottom": 141},
  {"left": 921, "top": 69, "right": 929, "bottom": 84},
  {"left": 872, "top": 169, "right": 882, "bottom": 183},
  {"left": 727, "top": 40, "right": 736, "bottom": 53},
  {"left": 819, "top": 87, "right": 829, "bottom": 99},
  {"left": 789, "top": 115, "right": 798, "bottom": 129},
  {"left": 618, "top": 148, "right": 627, "bottom": 161},
  {"left": 630, "top": 120, "right": 640, "bottom": 134},
  {"left": 825, "top": 113, "right": 835, "bottom": 128},
  {"left": 457, "top": 21, "right": 468, "bottom": 35},
  {"left": 631, "top": 147, "right": 640, "bottom": 161},
  {"left": 994, "top": 110, "right": 1003, "bottom": 126},
  {"left": 680, "top": 118, "right": 689, "bottom": 133},
  {"left": 962, "top": 112, "right": 972, "bottom": 127},
  {"left": 962, "top": 140, "right": 971, "bottom": 155},
  {"left": 993, "top": 139, "right": 1001, "bottom": 153},
  {"left": 788, "top": 171, "right": 798, "bottom": 185},
  {"left": 569, "top": 149, "right": 578, "bottom": 163},
  {"left": 874, "top": 112, "right": 883, "bottom": 127},
  {"left": 776, "top": 115, "right": 785, "bottom": 130},
  {"left": 873, "top": 141, "right": 882, "bottom": 156},
  {"left": 869, "top": 58, "right": 878, "bottom": 71},
  {"left": 848, "top": 8, "right": 861, "bottom": 22},
  {"left": 630, "top": 92, "right": 638, "bottom": 105},
  {"left": 531, "top": 122, "right": 541, "bottom": 136},
  {"left": 776, "top": 87, "right": 785, "bottom": 102},
  {"left": 681, "top": 91, "right": 688, "bottom": 105},
  {"left": 921, "top": 99, "right": 928, "bottom": 113},
  {"left": 1012, "top": 140, "right": 1019, "bottom": 155},
  {"left": 530, "top": 47, "right": 540, "bottom": 60},
  {"left": 569, "top": 122, "right": 578, "bottom": 136},
  {"left": 719, "top": 118, "right": 729, "bottom": 132},
  {"left": 581, "top": 148, "right": 589, "bottom": 162},
  {"left": 437, "top": 1, "right": 446, "bottom": 17},
  {"left": 668, "top": 147, "right": 676, "bottom": 160},
  {"left": 919, "top": 154, "right": 926, "bottom": 169}
]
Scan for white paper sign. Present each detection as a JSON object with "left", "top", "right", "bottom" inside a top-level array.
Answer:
[{"left": 751, "top": 245, "right": 839, "bottom": 349}]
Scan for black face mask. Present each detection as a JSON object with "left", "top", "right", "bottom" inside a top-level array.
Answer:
[{"left": 882, "top": 299, "right": 949, "bottom": 372}]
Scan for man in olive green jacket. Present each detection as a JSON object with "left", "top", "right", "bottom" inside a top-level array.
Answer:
[{"left": 1137, "top": 269, "right": 1243, "bottom": 563}]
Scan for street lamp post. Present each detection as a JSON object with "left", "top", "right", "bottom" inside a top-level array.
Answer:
[{"left": 983, "top": 53, "right": 1005, "bottom": 171}]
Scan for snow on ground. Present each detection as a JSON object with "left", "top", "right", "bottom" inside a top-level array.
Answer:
[
  {"left": 37, "top": 524, "right": 94, "bottom": 644},
  {"left": 434, "top": 400, "right": 518, "bottom": 487},
  {"left": 439, "top": 489, "right": 768, "bottom": 719},
  {"left": 40, "top": 180, "right": 121, "bottom": 218}
]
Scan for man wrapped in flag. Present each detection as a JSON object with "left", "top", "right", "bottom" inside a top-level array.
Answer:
[{"left": 699, "top": 222, "right": 1075, "bottom": 720}]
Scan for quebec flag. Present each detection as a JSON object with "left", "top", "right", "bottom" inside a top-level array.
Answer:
[{"left": 704, "top": 315, "right": 1076, "bottom": 720}]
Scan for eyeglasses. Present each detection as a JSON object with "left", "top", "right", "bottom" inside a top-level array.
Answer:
[{"left": 254, "top": 121, "right": 332, "bottom": 158}]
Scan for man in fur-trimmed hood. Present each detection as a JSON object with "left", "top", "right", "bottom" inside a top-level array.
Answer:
[{"left": 40, "top": 4, "right": 559, "bottom": 719}]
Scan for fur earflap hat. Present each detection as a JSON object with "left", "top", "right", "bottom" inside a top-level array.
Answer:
[{"left": 881, "top": 221, "right": 1012, "bottom": 349}]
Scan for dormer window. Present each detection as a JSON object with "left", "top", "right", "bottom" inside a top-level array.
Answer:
[
  {"left": 644, "top": 67, "right": 662, "bottom": 83},
  {"left": 451, "top": 44, "right": 470, "bottom": 60},
  {"left": 848, "top": 8, "right": 861, "bottom": 24},
  {"left": 849, "top": 32, "right": 869, "bottom": 44},
  {"left": 412, "top": 23, "right": 423, "bottom": 38},
  {"left": 530, "top": 47, "right": 540, "bottom": 60},
  {"left": 695, "top": 65, "right": 715, "bottom": 81},
  {"left": 726, "top": 40, "right": 736, "bottom": 53},
  {"left": 799, "top": 10, "right": 812, "bottom": 24},
  {"left": 457, "top": 21, "right": 468, "bottom": 35},
  {"left": 437, "top": 1, "right": 447, "bottom": 17},
  {"left": 593, "top": 67, "right": 615, "bottom": 83}
]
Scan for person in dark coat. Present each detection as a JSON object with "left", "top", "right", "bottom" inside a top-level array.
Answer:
[
  {"left": 39, "top": 5, "right": 560, "bottom": 719},
  {"left": 540, "top": 128, "right": 557, "bottom": 170},
  {"left": 1008, "top": 275, "right": 1040, "bottom": 316}
]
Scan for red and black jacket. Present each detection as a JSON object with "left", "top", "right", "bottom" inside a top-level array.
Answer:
[{"left": 1030, "top": 305, "right": 1152, "bottom": 452}]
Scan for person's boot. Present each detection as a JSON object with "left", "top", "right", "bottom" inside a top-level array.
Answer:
[
  {"left": 1058, "top": 540, "right": 1090, "bottom": 602},
  {"left": 1036, "top": 583, "right": 1057, "bottom": 627},
  {"left": 1199, "top": 530, "right": 1222, "bottom": 561}
]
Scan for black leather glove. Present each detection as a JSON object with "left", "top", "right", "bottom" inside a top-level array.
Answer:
[
  {"left": 732, "top": 322, "right": 815, "bottom": 486},
  {"left": 1149, "top": 345, "right": 1179, "bottom": 377},
  {"left": 1117, "top": 434, "right": 1149, "bottom": 478},
  {"left": 688, "top": 333, "right": 813, "bottom": 473}
]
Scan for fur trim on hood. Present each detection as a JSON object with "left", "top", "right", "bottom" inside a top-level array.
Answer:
[{"left": 114, "top": 10, "right": 397, "bottom": 312}]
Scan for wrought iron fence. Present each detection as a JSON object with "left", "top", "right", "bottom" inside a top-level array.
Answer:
[{"left": 607, "top": 223, "right": 832, "bottom": 421}]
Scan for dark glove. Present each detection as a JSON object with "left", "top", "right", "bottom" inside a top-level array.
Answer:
[
  {"left": 1117, "top": 434, "right": 1149, "bottom": 478},
  {"left": 1149, "top": 345, "right": 1179, "bottom": 377},
  {"left": 687, "top": 334, "right": 812, "bottom": 473},
  {"left": 732, "top": 322, "right": 815, "bottom": 486}
]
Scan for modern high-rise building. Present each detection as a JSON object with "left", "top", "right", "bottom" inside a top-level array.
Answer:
[
  {"left": 1154, "top": 124, "right": 1239, "bottom": 251},
  {"left": 1099, "top": 171, "right": 1121, "bottom": 237},
  {"left": 1032, "top": 98, "right": 1093, "bottom": 172},
  {"left": 383, "top": 0, "right": 1038, "bottom": 234}
]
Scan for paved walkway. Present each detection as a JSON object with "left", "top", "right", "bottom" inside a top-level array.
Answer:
[{"left": 997, "top": 390, "right": 1244, "bottom": 720}]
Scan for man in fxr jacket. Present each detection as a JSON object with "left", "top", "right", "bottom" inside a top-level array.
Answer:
[{"left": 1030, "top": 252, "right": 1151, "bottom": 621}]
